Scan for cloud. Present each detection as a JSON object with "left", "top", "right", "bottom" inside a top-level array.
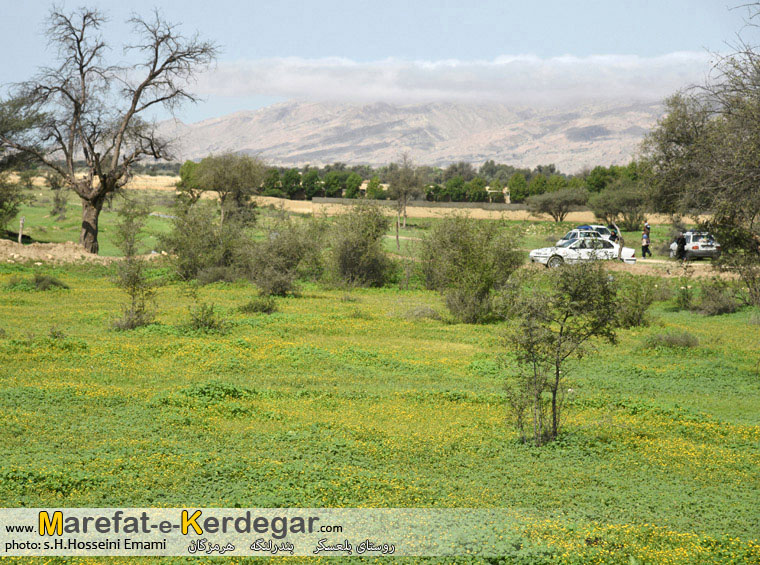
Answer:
[{"left": 194, "top": 52, "right": 715, "bottom": 106}]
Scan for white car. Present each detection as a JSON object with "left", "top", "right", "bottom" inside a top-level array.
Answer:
[
  {"left": 530, "top": 238, "right": 636, "bottom": 268},
  {"left": 669, "top": 231, "right": 721, "bottom": 260},
  {"left": 556, "top": 225, "right": 613, "bottom": 246}
]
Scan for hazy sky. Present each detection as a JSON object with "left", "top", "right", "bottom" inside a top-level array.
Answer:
[{"left": 0, "top": 1, "right": 751, "bottom": 122}]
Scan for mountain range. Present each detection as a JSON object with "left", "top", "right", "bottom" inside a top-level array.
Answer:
[{"left": 158, "top": 100, "right": 662, "bottom": 172}]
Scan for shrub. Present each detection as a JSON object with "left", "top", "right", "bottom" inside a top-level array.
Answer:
[
  {"left": 327, "top": 202, "right": 392, "bottom": 287},
  {"left": 33, "top": 273, "right": 69, "bottom": 291},
  {"left": 405, "top": 306, "right": 442, "bottom": 321},
  {"left": 696, "top": 278, "right": 741, "bottom": 316},
  {"left": 239, "top": 295, "right": 278, "bottom": 314},
  {"left": 616, "top": 276, "right": 656, "bottom": 328},
  {"left": 645, "top": 331, "right": 699, "bottom": 349},
  {"left": 420, "top": 214, "right": 522, "bottom": 323},
  {"left": 250, "top": 216, "right": 324, "bottom": 296},
  {"left": 48, "top": 326, "right": 66, "bottom": 340},
  {"left": 159, "top": 201, "right": 253, "bottom": 282},
  {"left": 112, "top": 199, "right": 156, "bottom": 330},
  {"left": 5, "top": 273, "right": 69, "bottom": 291},
  {"left": 0, "top": 174, "right": 24, "bottom": 230},
  {"left": 188, "top": 301, "right": 226, "bottom": 333},
  {"left": 113, "top": 309, "right": 155, "bottom": 331}
]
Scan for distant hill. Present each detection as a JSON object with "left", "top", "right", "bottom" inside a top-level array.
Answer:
[{"left": 158, "top": 100, "right": 662, "bottom": 172}]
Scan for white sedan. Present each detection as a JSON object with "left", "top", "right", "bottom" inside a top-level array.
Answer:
[{"left": 530, "top": 238, "right": 636, "bottom": 268}]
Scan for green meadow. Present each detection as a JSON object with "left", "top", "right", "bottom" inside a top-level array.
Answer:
[{"left": 0, "top": 193, "right": 757, "bottom": 563}]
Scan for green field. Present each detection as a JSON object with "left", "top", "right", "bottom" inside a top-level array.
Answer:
[
  {"left": 13, "top": 188, "right": 680, "bottom": 259},
  {"left": 0, "top": 259, "right": 758, "bottom": 563},
  {"left": 1, "top": 192, "right": 757, "bottom": 563}
]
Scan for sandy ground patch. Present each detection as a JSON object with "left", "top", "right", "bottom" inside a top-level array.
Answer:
[{"left": 0, "top": 240, "right": 161, "bottom": 265}]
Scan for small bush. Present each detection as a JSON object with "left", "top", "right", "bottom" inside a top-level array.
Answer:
[
  {"left": 48, "top": 326, "right": 66, "bottom": 340},
  {"left": 5, "top": 274, "right": 69, "bottom": 291},
  {"left": 616, "top": 276, "right": 656, "bottom": 328},
  {"left": 674, "top": 283, "right": 694, "bottom": 311},
  {"left": 405, "top": 306, "right": 442, "bottom": 321},
  {"left": 420, "top": 214, "right": 522, "bottom": 323},
  {"left": 113, "top": 309, "right": 155, "bottom": 331},
  {"left": 750, "top": 312, "right": 760, "bottom": 325},
  {"left": 34, "top": 273, "right": 69, "bottom": 291},
  {"left": 0, "top": 327, "right": 7, "bottom": 339},
  {"left": 696, "top": 278, "right": 741, "bottom": 316},
  {"left": 112, "top": 199, "right": 156, "bottom": 330},
  {"left": 327, "top": 202, "right": 392, "bottom": 287},
  {"left": 189, "top": 302, "right": 227, "bottom": 333},
  {"left": 239, "top": 295, "right": 278, "bottom": 314},
  {"left": 645, "top": 331, "right": 699, "bottom": 349},
  {"left": 249, "top": 216, "right": 324, "bottom": 296},
  {"left": 159, "top": 201, "right": 254, "bottom": 282},
  {"left": 347, "top": 307, "right": 372, "bottom": 319}
]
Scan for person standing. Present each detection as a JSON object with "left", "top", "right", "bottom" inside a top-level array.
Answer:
[
  {"left": 641, "top": 231, "right": 652, "bottom": 258},
  {"left": 644, "top": 220, "right": 651, "bottom": 235},
  {"left": 608, "top": 223, "right": 619, "bottom": 243},
  {"left": 676, "top": 232, "right": 687, "bottom": 260}
]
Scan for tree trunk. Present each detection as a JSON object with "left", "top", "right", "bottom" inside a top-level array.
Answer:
[{"left": 80, "top": 196, "right": 104, "bottom": 254}]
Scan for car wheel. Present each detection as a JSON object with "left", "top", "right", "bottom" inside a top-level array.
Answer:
[{"left": 547, "top": 255, "right": 564, "bottom": 268}]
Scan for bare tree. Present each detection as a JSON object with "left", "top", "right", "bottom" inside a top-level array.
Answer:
[
  {"left": 0, "top": 7, "right": 216, "bottom": 253},
  {"left": 388, "top": 153, "right": 422, "bottom": 229}
]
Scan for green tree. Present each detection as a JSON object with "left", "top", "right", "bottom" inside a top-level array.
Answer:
[
  {"left": 261, "top": 168, "right": 281, "bottom": 196},
  {"left": 302, "top": 170, "right": 322, "bottom": 199},
  {"left": 176, "top": 161, "right": 202, "bottom": 203},
  {"left": 546, "top": 174, "right": 567, "bottom": 192},
  {"left": 445, "top": 175, "right": 467, "bottom": 201},
  {"left": 465, "top": 176, "right": 489, "bottom": 202},
  {"left": 196, "top": 153, "right": 265, "bottom": 225},
  {"left": 508, "top": 173, "right": 528, "bottom": 203},
  {"left": 444, "top": 161, "right": 476, "bottom": 182},
  {"left": 504, "top": 263, "right": 618, "bottom": 445},
  {"left": 323, "top": 171, "right": 346, "bottom": 197},
  {"left": 344, "top": 172, "right": 363, "bottom": 199},
  {"left": 526, "top": 188, "right": 589, "bottom": 222},
  {"left": 365, "top": 176, "right": 386, "bottom": 199},
  {"left": 528, "top": 174, "right": 549, "bottom": 196},
  {"left": 585, "top": 165, "right": 615, "bottom": 193},
  {"left": 281, "top": 169, "right": 302, "bottom": 199},
  {"left": 588, "top": 178, "right": 648, "bottom": 231}
]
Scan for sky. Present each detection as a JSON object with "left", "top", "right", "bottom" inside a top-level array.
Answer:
[{"left": 0, "top": 0, "right": 752, "bottom": 122}]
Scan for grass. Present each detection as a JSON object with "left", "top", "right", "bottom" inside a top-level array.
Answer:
[
  {"left": 13, "top": 189, "right": 689, "bottom": 262},
  {"left": 0, "top": 261, "right": 758, "bottom": 563}
]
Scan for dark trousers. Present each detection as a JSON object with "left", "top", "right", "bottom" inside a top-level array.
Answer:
[{"left": 642, "top": 245, "right": 652, "bottom": 258}]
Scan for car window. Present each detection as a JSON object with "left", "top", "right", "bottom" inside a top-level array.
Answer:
[
  {"left": 561, "top": 231, "right": 573, "bottom": 240},
  {"left": 595, "top": 227, "right": 611, "bottom": 235},
  {"left": 601, "top": 240, "right": 614, "bottom": 249},
  {"left": 569, "top": 240, "right": 582, "bottom": 249},
  {"left": 557, "top": 239, "right": 575, "bottom": 248}
]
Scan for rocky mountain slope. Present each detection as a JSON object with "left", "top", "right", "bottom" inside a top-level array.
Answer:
[{"left": 159, "top": 100, "right": 661, "bottom": 172}]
